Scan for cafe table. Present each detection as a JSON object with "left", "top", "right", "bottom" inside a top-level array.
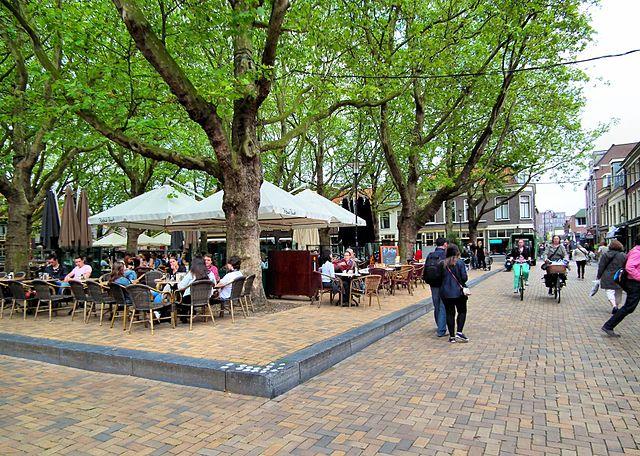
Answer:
[{"left": 334, "top": 271, "right": 369, "bottom": 306}]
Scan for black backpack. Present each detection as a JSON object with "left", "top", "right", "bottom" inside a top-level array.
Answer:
[{"left": 423, "top": 251, "right": 444, "bottom": 286}]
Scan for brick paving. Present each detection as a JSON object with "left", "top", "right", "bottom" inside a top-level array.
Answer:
[
  {"left": 0, "top": 269, "right": 484, "bottom": 365},
  {"left": 2, "top": 262, "right": 640, "bottom": 455}
]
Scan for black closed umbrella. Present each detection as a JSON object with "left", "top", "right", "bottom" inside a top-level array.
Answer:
[
  {"left": 170, "top": 231, "right": 184, "bottom": 251},
  {"left": 40, "top": 190, "right": 60, "bottom": 250}
]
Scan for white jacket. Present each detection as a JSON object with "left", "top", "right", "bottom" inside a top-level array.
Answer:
[{"left": 573, "top": 246, "right": 588, "bottom": 262}]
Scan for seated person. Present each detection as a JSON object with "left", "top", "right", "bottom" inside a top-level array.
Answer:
[
  {"left": 319, "top": 250, "right": 338, "bottom": 292},
  {"left": 204, "top": 254, "right": 220, "bottom": 282},
  {"left": 213, "top": 256, "right": 244, "bottom": 305},
  {"left": 335, "top": 249, "right": 356, "bottom": 272},
  {"left": 43, "top": 254, "right": 67, "bottom": 281},
  {"left": 167, "top": 256, "right": 186, "bottom": 280},
  {"left": 63, "top": 256, "right": 92, "bottom": 283},
  {"left": 176, "top": 256, "right": 216, "bottom": 323}
]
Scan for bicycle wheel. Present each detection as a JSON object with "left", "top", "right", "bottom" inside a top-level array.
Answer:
[
  {"left": 519, "top": 273, "right": 524, "bottom": 301},
  {"left": 556, "top": 276, "right": 561, "bottom": 303}
]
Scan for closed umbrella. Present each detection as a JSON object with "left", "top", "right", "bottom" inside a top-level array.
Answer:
[
  {"left": 184, "top": 230, "right": 200, "bottom": 250},
  {"left": 76, "top": 189, "right": 92, "bottom": 248},
  {"left": 59, "top": 186, "right": 80, "bottom": 249},
  {"left": 40, "top": 190, "right": 60, "bottom": 250},
  {"left": 170, "top": 231, "right": 184, "bottom": 251}
]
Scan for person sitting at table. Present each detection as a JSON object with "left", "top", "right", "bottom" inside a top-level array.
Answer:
[
  {"left": 335, "top": 249, "right": 356, "bottom": 272},
  {"left": 319, "top": 250, "right": 338, "bottom": 292},
  {"left": 43, "top": 254, "right": 67, "bottom": 281},
  {"left": 63, "top": 256, "right": 92, "bottom": 283},
  {"left": 176, "top": 256, "right": 216, "bottom": 323},
  {"left": 204, "top": 254, "right": 220, "bottom": 282},
  {"left": 138, "top": 252, "right": 152, "bottom": 269},
  {"left": 109, "top": 261, "right": 134, "bottom": 288},
  {"left": 213, "top": 256, "right": 244, "bottom": 313},
  {"left": 167, "top": 256, "right": 186, "bottom": 280}
]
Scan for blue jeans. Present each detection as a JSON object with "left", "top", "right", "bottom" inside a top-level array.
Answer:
[{"left": 431, "top": 286, "right": 447, "bottom": 336}]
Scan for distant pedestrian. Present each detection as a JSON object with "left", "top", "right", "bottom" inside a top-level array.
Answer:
[
  {"left": 573, "top": 244, "right": 589, "bottom": 279},
  {"left": 602, "top": 235, "right": 640, "bottom": 337},
  {"left": 440, "top": 244, "right": 470, "bottom": 343},
  {"left": 596, "top": 240, "right": 626, "bottom": 314},
  {"left": 476, "top": 240, "right": 487, "bottom": 270}
]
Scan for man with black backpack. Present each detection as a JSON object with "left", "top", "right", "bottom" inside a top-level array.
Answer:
[
  {"left": 423, "top": 237, "right": 448, "bottom": 337},
  {"left": 602, "top": 235, "right": 640, "bottom": 337}
]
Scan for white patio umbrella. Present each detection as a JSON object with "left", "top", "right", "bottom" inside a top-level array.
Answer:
[
  {"left": 170, "top": 181, "right": 330, "bottom": 229},
  {"left": 152, "top": 232, "right": 172, "bottom": 246},
  {"left": 137, "top": 232, "right": 170, "bottom": 247},
  {"left": 88, "top": 185, "right": 198, "bottom": 230},
  {"left": 292, "top": 189, "right": 367, "bottom": 227},
  {"left": 93, "top": 232, "right": 127, "bottom": 248}
]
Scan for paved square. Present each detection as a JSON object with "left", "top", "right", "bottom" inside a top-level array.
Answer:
[{"left": 2, "top": 262, "right": 640, "bottom": 455}]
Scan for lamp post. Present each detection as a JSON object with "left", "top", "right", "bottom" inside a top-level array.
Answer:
[
  {"left": 458, "top": 209, "right": 463, "bottom": 243},
  {"left": 348, "top": 159, "right": 362, "bottom": 257}
]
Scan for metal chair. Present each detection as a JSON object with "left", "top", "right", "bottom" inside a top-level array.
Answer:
[
  {"left": 85, "top": 281, "right": 116, "bottom": 326},
  {"left": 126, "top": 284, "right": 173, "bottom": 335},
  {"left": 177, "top": 280, "right": 215, "bottom": 330},
  {"left": 7, "top": 280, "right": 37, "bottom": 320},
  {"left": 240, "top": 274, "right": 256, "bottom": 313},
  {"left": 30, "top": 280, "right": 72, "bottom": 321},
  {"left": 107, "top": 282, "right": 130, "bottom": 330},
  {"left": 68, "top": 280, "right": 92, "bottom": 323},
  {"left": 350, "top": 275, "right": 383, "bottom": 309},
  {"left": 0, "top": 282, "right": 12, "bottom": 319}
]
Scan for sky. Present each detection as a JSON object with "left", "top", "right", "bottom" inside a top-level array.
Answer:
[{"left": 534, "top": 0, "right": 640, "bottom": 215}]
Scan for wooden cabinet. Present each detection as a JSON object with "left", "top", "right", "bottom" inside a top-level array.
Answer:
[{"left": 266, "top": 250, "right": 320, "bottom": 299}]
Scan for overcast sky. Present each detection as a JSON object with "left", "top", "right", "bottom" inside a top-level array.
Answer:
[{"left": 535, "top": 0, "right": 640, "bottom": 215}]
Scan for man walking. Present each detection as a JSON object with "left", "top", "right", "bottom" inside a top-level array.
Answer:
[
  {"left": 423, "top": 238, "right": 448, "bottom": 337},
  {"left": 602, "top": 235, "right": 640, "bottom": 337}
]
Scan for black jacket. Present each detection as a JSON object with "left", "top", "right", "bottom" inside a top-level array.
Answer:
[{"left": 509, "top": 246, "right": 531, "bottom": 261}]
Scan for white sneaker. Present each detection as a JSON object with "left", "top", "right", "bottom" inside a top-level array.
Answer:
[
  {"left": 513, "top": 289, "right": 518, "bottom": 293},
  {"left": 525, "top": 281, "right": 529, "bottom": 286}
]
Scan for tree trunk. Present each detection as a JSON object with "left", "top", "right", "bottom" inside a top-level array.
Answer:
[
  {"left": 126, "top": 227, "right": 142, "bottom": 252},
  {"left": 468, "top": 220, "right": 480, "bottom": 245},
  {"left": 398, "top": 217, "right": 417, "bottom": 263},
  {"left": 318, "top": 228, "right": 331, "bottom": 250},
  {"left": 5, "top": 196, "right": 33, "bottom": 273},
  {"left": 444, "top": 200, "right": 455, "bottom": 241},
  {"left": 222, "top": 161, "right": 263, "bottom": 301}
]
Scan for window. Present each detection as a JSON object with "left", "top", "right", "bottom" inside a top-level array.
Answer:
[
  {"left": 451, "top": 201, "right": 457, "bottom": 222},
  {"left": 602, "top": 174, "right": 611, "bottom": 188},
  {"left": 380, "top": 212, "right": 390, "bottom": 230},
  {"left": 463, "top": 199, "right": 469, "bottom": 222},
  {"left": 495, "top": 197, "right": 509, "bottom": 220},
  {"left": 613, "top": 162, "right": 624, "bottom": 188},
  {"left": 519, "top": 195, "right": 531, "bottom": 219}
]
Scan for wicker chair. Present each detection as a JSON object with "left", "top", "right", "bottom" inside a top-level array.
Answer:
[
  {"left": 30, "top": 280, "right": 71, "bottom": 321},
  {"left": 369, "top": 267, "right": 392, "bottom": 295},
  {"left": 107, "top": 282, "right": 130, "bottom": 330},
  {"left": 140, "top": 270, "right": 164, "bottom": 289},
  {"left": 391, "top": 265, "right": 413, "bottom": 295},
  {"left": 7, "top": 280, "right": 37, "bottom": 320},
  {"left": 350, "top": 275, "right": 383, "bottom": 309},
  {"left": 0, "top": 272, "right": 6, "bottom": 279},
  {"left": 68, "top": 280, "right": 92, "bottom": 323},
  {"left": 177, "top": 280, "right": 215, "bottom": 330},
  {"left": 212, "top": 277, "right": 246, "bottom": 323},
  {"left": 13, "top": 271, "right": 27, "bottom": 280},
  {"left": 313, "top": 271, "right": 343, "bottom": 307},
  {"left": 412, "top": 264, "right": 426, "bottom": 289},
  {"left": 0, "top": 282, "right": 12, "bottom": 319},
  {"left": 99, "top": 273, "right": 111, "bottom": 283},
  {"left": 85, "top": 281, "right": 116, "bottom": 325},
  {"left": 240, "top": 274, "right": 256, "bottom": 313},
  {"left": 126, "top": 284, "right": 173, "bottom": 334}
]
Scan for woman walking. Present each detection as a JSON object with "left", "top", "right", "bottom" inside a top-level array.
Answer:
[
  {"left": 573, "top": 243, "right": 589, "bottom": 280},
  {"left": 439, "top": 245, "right": 470, "bottom": 343},
  {"left": 597, "top": 240, "right": 627, "bottom": 314}
]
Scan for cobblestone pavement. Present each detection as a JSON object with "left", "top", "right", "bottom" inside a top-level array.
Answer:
[
  {"left": 0, "top": 269, "right": 485, "bottom": 365},
  {"left": 2, "top": 262, "right": 640, "bottom": 455}
]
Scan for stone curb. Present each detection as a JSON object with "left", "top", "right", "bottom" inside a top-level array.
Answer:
[{"left": 0, "top": 268, "right": 501, "bottom": 398}]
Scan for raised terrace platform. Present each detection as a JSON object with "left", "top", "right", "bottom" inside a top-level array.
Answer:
[{"left": 0, "top": 268, "right": 497, "bottom": 397}]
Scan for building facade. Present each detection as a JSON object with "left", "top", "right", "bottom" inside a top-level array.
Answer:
[
  {"left": 378, "top": 185, "right": 537, "bottom": 254},
  {"left": 536, "top": 210, "right": 566, "bottom": 241}
]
